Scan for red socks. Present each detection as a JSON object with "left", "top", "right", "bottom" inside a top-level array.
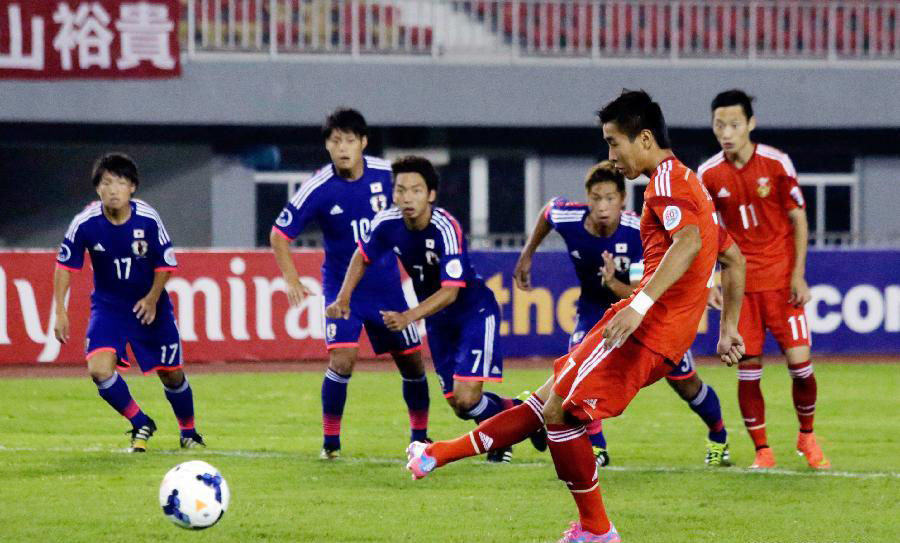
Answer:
[
  {"left": 427, "top": 395, "right": 544, "bottom": 467},
  {"left": 737, "top": 364, "right": 768, "bottom": 449},
  {"left": 789, "top": 361, "right": 817, "bottom": 432},
  {"left": 546, "top": 423, "right": 611, "bottom": 535}
]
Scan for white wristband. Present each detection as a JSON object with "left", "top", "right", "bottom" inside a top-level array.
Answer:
[{"left": 629, "top": 291, "right": 654, "bottom": 316}]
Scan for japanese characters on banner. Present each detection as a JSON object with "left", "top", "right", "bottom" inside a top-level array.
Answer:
[
  {"left": 0, "top": 249, "right": 898, "bottom": 365},
  {"left": 0, "top": 1, "right": 180, "bottom": 78}
]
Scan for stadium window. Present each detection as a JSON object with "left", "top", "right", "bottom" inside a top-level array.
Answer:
[
  {"left": 488, "top": 158, "right": 525, "bottom": 236},
  {"left": 253, "top": 171, "right": 320, "bottom": 247},
  {"left": 626, "top": 173, "right": 858, "bottom": 247}
]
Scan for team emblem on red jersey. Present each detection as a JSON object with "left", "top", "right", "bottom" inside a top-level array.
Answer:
[{"left": 756, "top": 177, "right": 771, "bottom": 198}]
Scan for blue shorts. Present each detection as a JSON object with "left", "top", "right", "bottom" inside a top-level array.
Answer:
[
  {"left": 665, "top": 349, "right": 696, "bottom": 380},
  {"left": 425, "top": 301, "right": 503, "bottom": 397},
  {"left": 85, "top": 303, "right": 182, "bottom": 374},
  {"left": 569, "top": 301, "right": 606, "bottom": 351},
  {"left": 324, "top": 290, "right": 422, "bottom": 355},
  {"left": 570, "top": 302, "right": 696, "bottom": 381}
]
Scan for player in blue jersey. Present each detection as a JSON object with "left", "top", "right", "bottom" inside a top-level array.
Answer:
[
  {"left": 326, "top": 156, "right": 535, "bottom": 463},
  {"left": 270, "top": 109, "right": 430, "bottom": 459},
  {"left": 513, "top": 161, "right": 731, "bottom": 466},
  {"left": 52, "top": 153, "right": 203, "bottom": 453}
]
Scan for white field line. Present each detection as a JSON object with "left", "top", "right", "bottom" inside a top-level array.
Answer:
[{"left": 0, "top": 445, "right": 896, "bottom": 480}]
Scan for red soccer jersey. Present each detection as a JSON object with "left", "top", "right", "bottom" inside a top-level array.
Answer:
[
  {"left": 698, "top": 144, "right": 805, "bottom": 292},
  {"left": 631, "top": 156, "right": 719, "bottom": 361}
]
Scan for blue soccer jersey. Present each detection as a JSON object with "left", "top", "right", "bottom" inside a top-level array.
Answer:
[
  {"left": 545, "top": 198, "right": 643, "bottom": 311},
  {"left": 57, "top": 199, "right": 178, "bottom": 309},
  {"left": 272, "top": 155, "right": 401, "bottom": 299},
  {"left": 360, "top": 206, "right": 502, "bottom": 393},
  {"left": 57, "top": 199, "right": 182, "bottom": 372},
  {"left": 360, "top": 206, "right": 495, "bottom": 322}
]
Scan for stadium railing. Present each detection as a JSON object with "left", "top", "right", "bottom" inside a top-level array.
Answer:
[{"left": 181, "top": 0, "right": 900, "bottom": 63}]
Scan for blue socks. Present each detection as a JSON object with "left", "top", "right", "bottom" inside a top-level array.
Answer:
[
  {"left": 95, "top": 372, "right": 151, "bottom": 428},
  {"left": 164, "top": 377, "right": 197, "bottom": 438},
  {"left": 322, "top": 369, "right": 350, "bottom": 449},
  {"left": 689, "top": 383, "right": 727, "bottom": 443},
  {"left": 402, "top": 374, "right": 430, "bottom": 442}
]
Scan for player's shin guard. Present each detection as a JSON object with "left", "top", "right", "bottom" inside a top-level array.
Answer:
[
  {"left": 737, "top": 364, "right": 768, "bottom": 449},
  {"left": 321, "top": 369, "right": 351, "bottom": 449},
  {"left": 95, "top": 372, "right": 151, "bottom": 429},
  {"left": 586, "top": 419, "right": 606, "bottom": 448},
  {"left": 428, "top": 395, "right": 544, "bottom": 468},
  {"left": 688, "top": 383, "right": 727, "bottom": 443},
  {"left": 164, "top": 377, "right": 197, "bottom": 438},
  {"left": 788, "top": 361, "right": 817, "bottom": 432},
  {"left": 546, "top": 424, "right": 611, "bottom": 536},
  {"left": 402, "top": 374, "right": 430, "bottom": 442}
]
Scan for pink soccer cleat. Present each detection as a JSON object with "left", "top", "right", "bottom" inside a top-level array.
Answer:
[
  {"left": 558, "top": 522, "right": 622, "bottom": 543},
  {"left": 405, "top": 441, "right": 436, "bottom": 480}
]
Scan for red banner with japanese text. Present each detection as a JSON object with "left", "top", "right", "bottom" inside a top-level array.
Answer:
[{"left": 0, "top": 0, "right": 180, "bottom": 79}]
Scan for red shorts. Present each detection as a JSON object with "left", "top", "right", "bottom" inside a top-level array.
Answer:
[
  {"left": 552, "top": 311, "right": 670, "bottom": 423},
  {"left": 740, "top": 288, "right": 811, "bottom": 356}
]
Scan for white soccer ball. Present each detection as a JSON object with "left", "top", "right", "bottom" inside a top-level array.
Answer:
[{"left": 159, "top": 460, "right": 230, "bottom": 529}]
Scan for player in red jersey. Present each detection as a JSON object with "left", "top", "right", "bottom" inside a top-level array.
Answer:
[
  {"left": 698, "top": 89, "right": 828, "bottom": 470},
  {"left": 409, "top": 91, "right": 745, "bottom": 543}
]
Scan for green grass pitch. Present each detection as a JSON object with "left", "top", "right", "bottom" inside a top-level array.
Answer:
[{"left": 0, "top": 363, "right": 897, "bottom": 543}]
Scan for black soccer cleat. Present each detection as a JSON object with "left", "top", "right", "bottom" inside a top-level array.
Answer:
[
  {"left": 128, "top": 418, "right": 157, "bottom": 453},
  {"left": 180, "top": 433, "right": 206, "bottom": 449},
  {"left": 486, "top": 446, "right": 513, "bottom": 463}
]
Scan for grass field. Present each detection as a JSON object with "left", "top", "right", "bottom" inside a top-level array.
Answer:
[{"left": 1, "top": 362, "right": 898, "bottom": 543}]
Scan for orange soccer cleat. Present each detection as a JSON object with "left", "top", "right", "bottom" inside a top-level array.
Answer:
[
  {"left": 749, "top": 446, "right": 776, "bottom": 469},
  {"left": 796, "top": 432, "right": 831, "bottom": 469}
]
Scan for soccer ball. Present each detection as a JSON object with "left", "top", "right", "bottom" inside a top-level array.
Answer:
[{"left": 159, "top": 460, "right": 230, "bottom": 529}]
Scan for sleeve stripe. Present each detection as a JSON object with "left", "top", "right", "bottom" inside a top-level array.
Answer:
[
  {"left": 364, "top": 155, "right": 393, "bottom": 171},
  {"left": 431, "top": 215, "right": 455, "bottom": 255},
  {"left": 370, "top": 208, "right": 402, "bottom": 230},
  {"left": 134, "top": 200, "right": 172, "bottom": 245},
  {"left": 356, "top": 240, "right": 371, "bottom": 263},
  {"left": 431, "top": 209, "right": 462, "bottom": 256},
  {"left": 64, "top": 203, "right": 101, "bottom": 241},
  {"left": 653, "top": 162, "right": 672, "bottom": 197},
  {"left": 757, "top": 145, "right": 797, "bottom": 178},
  {"left": 697, "top": 151, "right": 725, "bottom": 180},
  {"left": 288, "top": 168, "right": 331, "bottom": 208}
]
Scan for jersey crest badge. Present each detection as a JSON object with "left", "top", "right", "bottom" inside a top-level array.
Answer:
[
  {"left": 445, "top": 258, "right": 463, "bottom": 279},
  {"left": 426, "top": 251, "right": 440, "bottom": 265},
  {"left": 370, "top": 182, "right": 383, "bottom": 194},
  {"left": 329, "top": 205, "right": 344, "bottom": 215},
  {"left": 662, "top": 206, "right": 682, "bottom": 231},
  {"left": 756, "top": 177, "right": 771, "bottom": 198},
  {"left": 276, "top": 209, "right": 292, "bottom": 227},
  {"left": 92, "top": 243, "right": 105, "bottom": 252},
  {"left": 163, "top": 248, "right": 177, "bottom": 267},
  {"left": 132, "top": 240, "right": 149, "bottom": 257},
  {"left": 133, "top": 229, "right": 144, "bottom": 239}
]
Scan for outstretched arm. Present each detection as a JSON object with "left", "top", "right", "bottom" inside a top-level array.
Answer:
[
  {"left": 325, "top": 248, "right": 370, "bottom": 319},
  {"left": 381, "top": 286, "right": 459, "bottom": 332},
  {"left": 52, "top": 267, "right": 72, "bottom": 344},
  {"left": 788, "top": 208, "right": 810, "bottom": 307},
  {"left": 716, "top": 243, "right": 746, "bottom": 366},
  {"left": 602, "top": 225, "right": 702, "bottom": 348},
  {"left": 270, "top": 228, "right": 312, "bottom": 306},
  {"left": 514, "top": 208, "right": 553, "bottom": 290}
]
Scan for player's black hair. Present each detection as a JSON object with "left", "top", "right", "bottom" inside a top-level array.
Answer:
[
  {"left": 711, "top": 89, "right": 755, "bottom": 120},
  {"left": 91, "top": 153, "right": 139, "bottom": 187},
  {"left": 597, "top": 89, "right": 671, "bottom": 149},
  {"left": 585, "top": 160, "right": 625, "bottom": 193},
  {"left": 322, "top": 108, "right": 369, "bottom": 140},
  {"left": 392, "top": 155, "right": 439, "bottom": 193}
]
